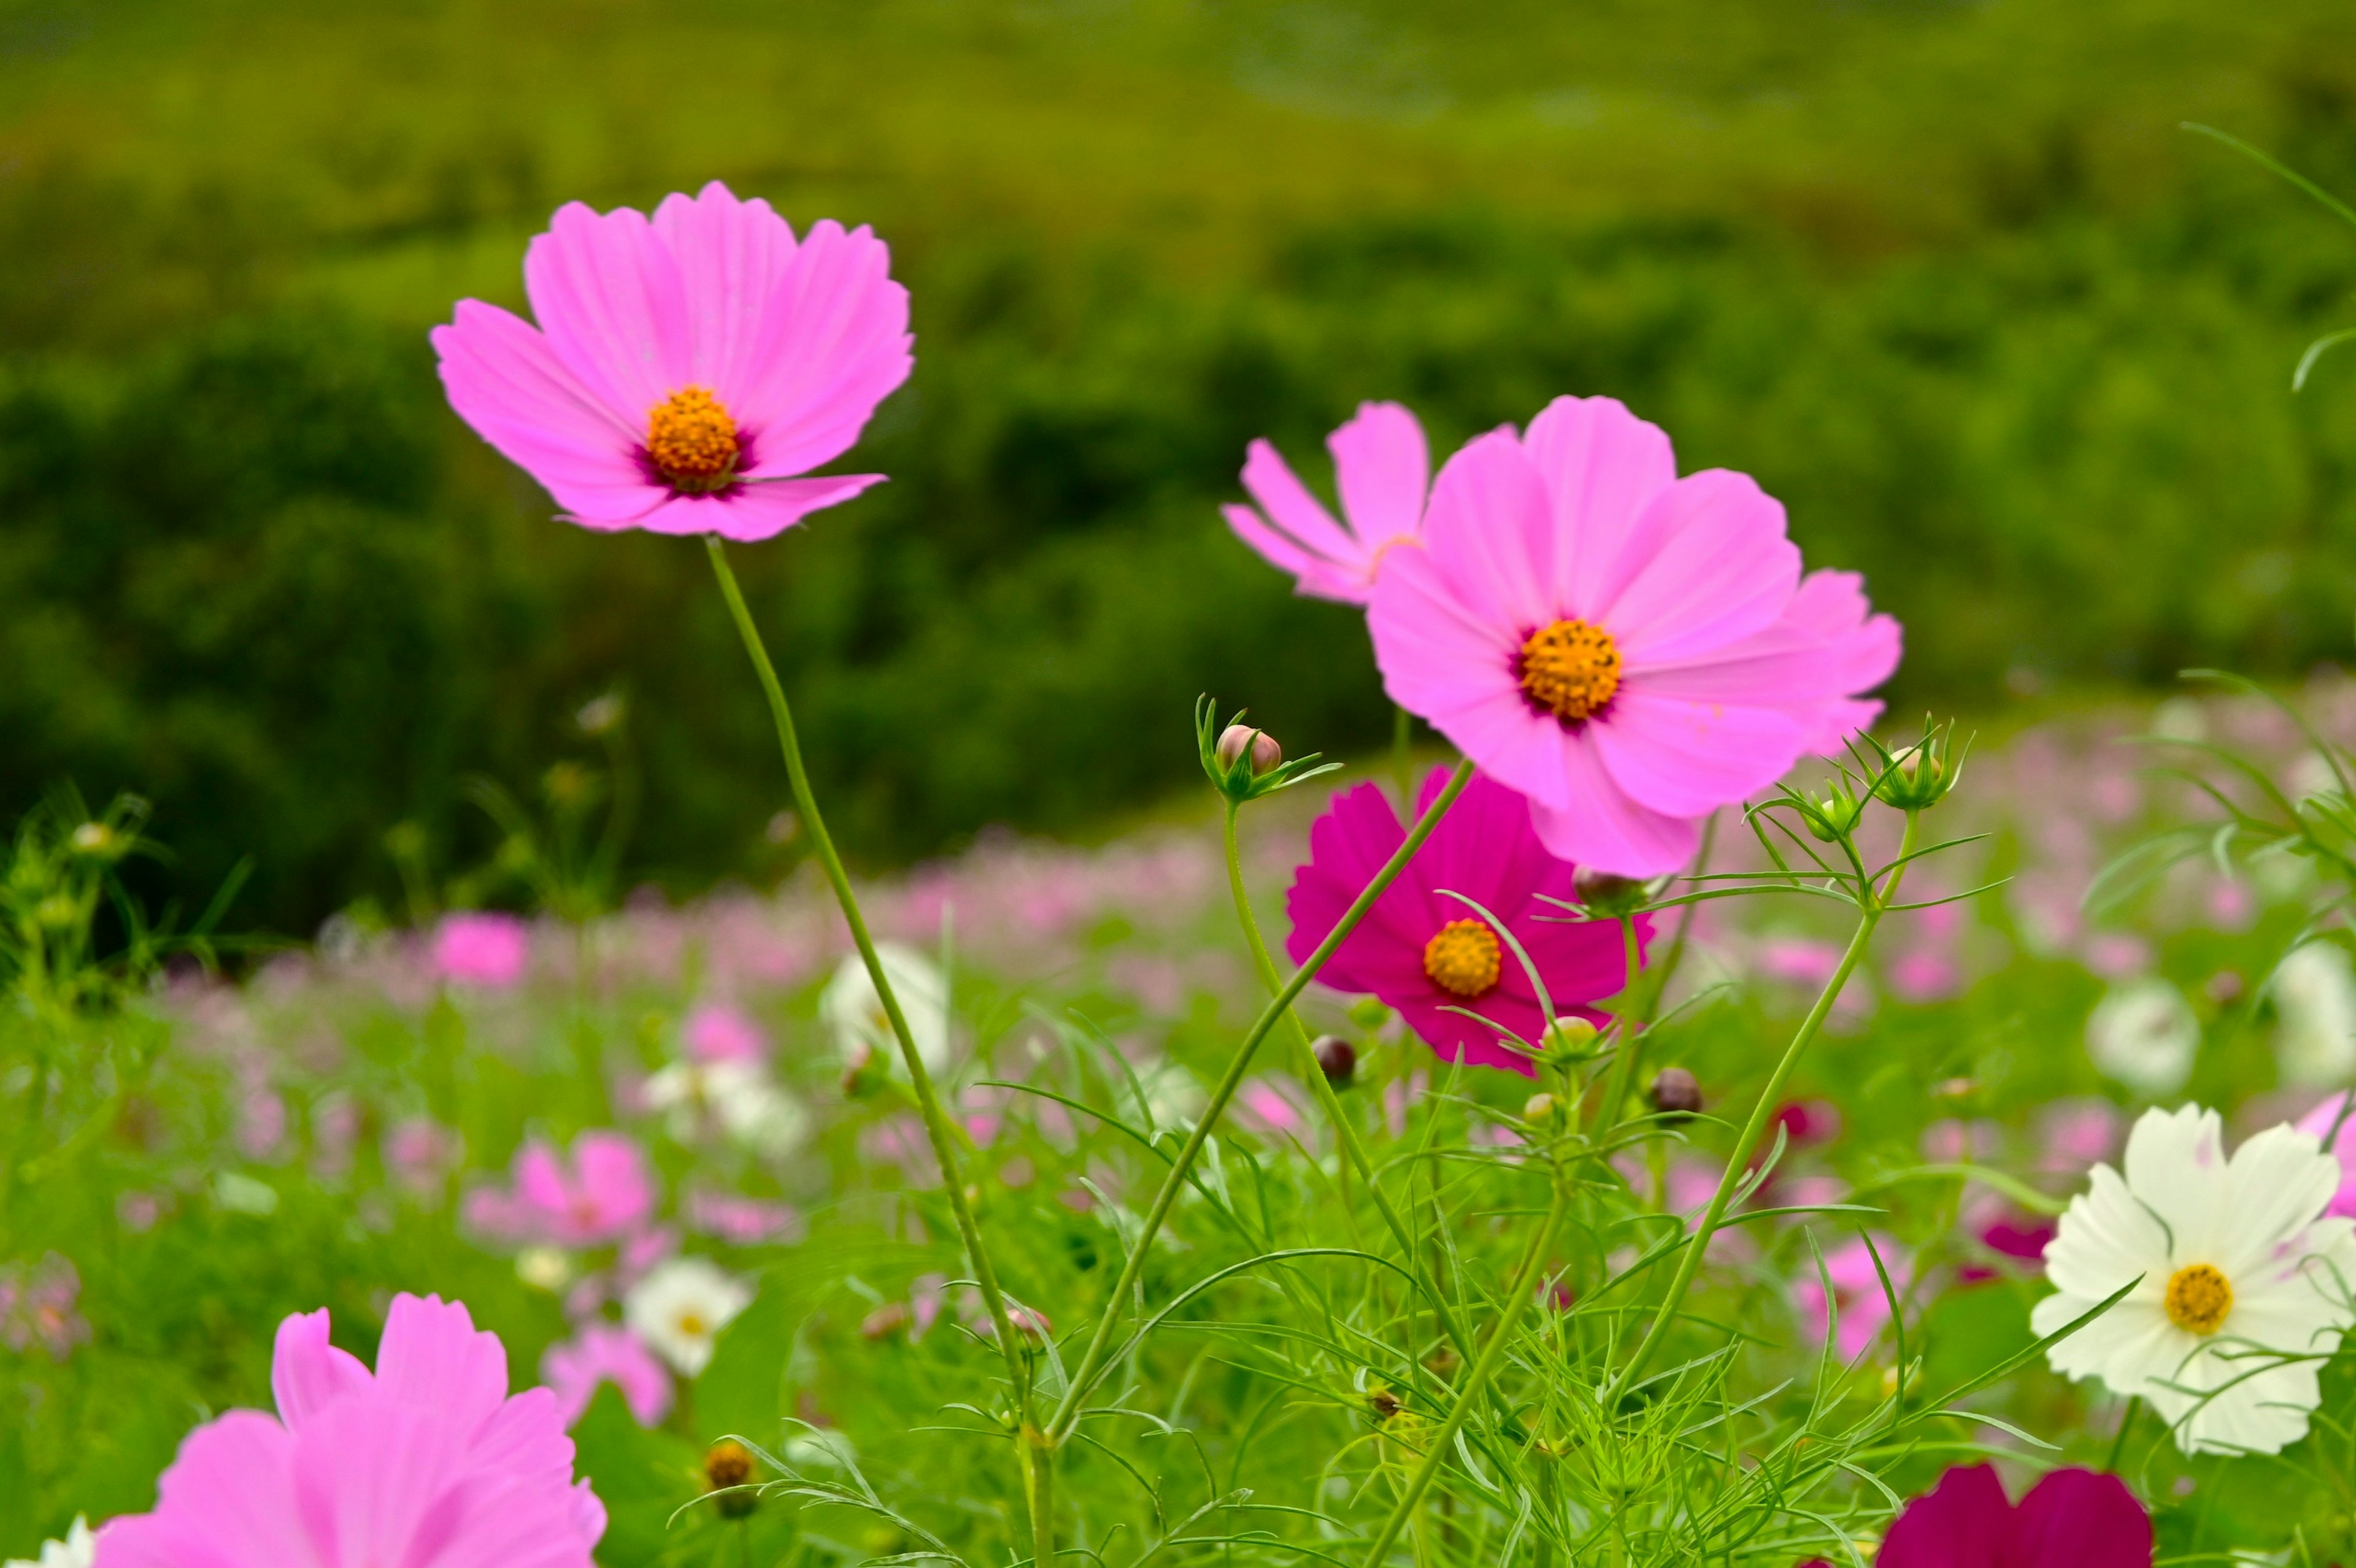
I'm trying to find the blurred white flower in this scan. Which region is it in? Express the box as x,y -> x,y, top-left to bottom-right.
2273,942 -> 2356,1088
2150,696 -> 2208,744
2033,1104 -> 2356,1455
624,1256 -> 753,1377
1129,1053 -> 1205,1129
514,1246 -> 573,1293
2287,750 -> 2343,803
4,1516 -> 93,1568
2085,978 -> 2198,1096
643,1059 -> 811,1158
822,944 -> 950,1075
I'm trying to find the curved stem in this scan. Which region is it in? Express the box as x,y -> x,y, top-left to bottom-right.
1047,760 -> 1477,1441
1355,1163 -> 1572,1568
704,541 -> 1045,1556
1611,810 -> 1921,1400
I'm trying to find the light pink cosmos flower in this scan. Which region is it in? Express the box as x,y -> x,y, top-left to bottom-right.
1222,401 -> 1430,603
1793,1234 -> 1909,1361
2295,1093 -> 2356,1219
434,912 -> 531,988
1285,767 -> 1648,1076
466,1131 -> 656,1248
0,1253 -> 89,1360
432,182 -> 912,540
542,1321 -> 674,1428
96,1294 -> 602,1568
683,1002 -> 768,1064
1368,396 -> 1899,875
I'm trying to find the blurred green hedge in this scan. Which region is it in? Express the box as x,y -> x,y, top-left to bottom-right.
10,52 -> 2356,931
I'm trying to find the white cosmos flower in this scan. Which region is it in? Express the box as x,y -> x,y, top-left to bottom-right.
2031,1103 -> 2356,1455
643,1059 -> 811,1157
623,1256 -> 753,1378
821,943 -> 950,1076
5,1518 -> 93,1568
2085,978 -> 2199,1096
2273,942 -> 2356,1088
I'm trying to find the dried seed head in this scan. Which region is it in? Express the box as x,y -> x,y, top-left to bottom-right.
1649,1067 -> 1703,1119
1312,1034 -> 1357,1089
705,1439 -> 759,1518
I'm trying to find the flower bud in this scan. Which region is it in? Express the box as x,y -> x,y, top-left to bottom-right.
1522,1092 -> 1556,1123
1539,1017 -> 1599,1070
860,1301 -> 910,1340
1312,1034 -> 1357,1089
1368,1386 -> 1402,1420
705,1439 -> 759,1518
1573,866 -> 1652,917
1649,1067 -> 1702,1120
1215,724 -> 1282,775
1873,730 -> 1960,811
68,821 -> 123,859
576,692 -> 626,736
1800,780 -> 1865,843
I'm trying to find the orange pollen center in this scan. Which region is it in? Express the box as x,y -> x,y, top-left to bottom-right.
1518,619 -> 1622,722
1423,918 -> 1503,998
2164,1262 -> 2232,1335
646,386 -> 741,491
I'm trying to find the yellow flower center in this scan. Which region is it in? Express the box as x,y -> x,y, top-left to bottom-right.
646,386 -> 741,492
2164,1262 -> 2232,1335
677,1310 -> 709,1339
1518,619 -> 1622,723
1423,918 -> 1503,999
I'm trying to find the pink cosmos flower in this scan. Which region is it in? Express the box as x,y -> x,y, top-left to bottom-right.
542,1322 -> 674,1428
1793,1234 -> 1908,1360
0,1253 -> 89,1360
2296,1093 -> 2356,1219
468,1131 -> 656,1248
1285,767 -> 1649,1076
1862,1464 -> 2150,1568
1368,396 -> 1898,875
96,1294 -> 603,1568
1222,401 -> 1430,603
685,1189 -> 803,1245
434,912 -> 530,988
432,182 -> 912,540
683,1002 -> 768,1064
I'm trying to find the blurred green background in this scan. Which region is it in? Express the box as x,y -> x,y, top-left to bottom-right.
7,0 -> 2356,932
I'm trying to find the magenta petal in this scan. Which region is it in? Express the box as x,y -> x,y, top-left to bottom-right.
1590,691 -> 1806,818
1878,1464 -> 2015,1568
1519,396 -> 1677,617
1603,469 -> 1800,664
2010,1469 -> 2152,1568
1329,400 -> 1429,550
272,1309 -> 373,1431
736,219 -> 914,476
524,201 -> 693,420
372,1295 -> 510,1437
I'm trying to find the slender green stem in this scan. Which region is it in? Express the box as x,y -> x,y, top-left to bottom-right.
1586,917 -> 1646,1137
1355,1164 -> 1573,1568
1219,802 -> 1482,1382
704,540 -> 1046,1556
1048,759 -> 1477,1440
2105,1396 -> 2142,1473
1612,810 -> 1920,1399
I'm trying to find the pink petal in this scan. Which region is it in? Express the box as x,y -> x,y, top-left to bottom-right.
468,1386 -> 580,1496
1238,439 -> 1358,569
111,1410 -> 309,1568
1876,1464 -> 2014,1568
1223,502 -> 1328,590
621,474 -> 885,541
1329,400 -> 1429,549
1528,745 -> 1701,877
523,201 -> 694,421
2010,1469 -> 2151,1568
650,182 -> 796,406
1600,470 -> 1800,664
1785,569 -> 1903,693
513,1142 -> 571,1221
272,1309 -> 373,1431
1590,690 -> 1806,818
572,1132 -> 653,1232
430,304 -> 657,523
1418,428 -> 1561,634
1519,396 -> 1677,618
428,1474 -> 600,1568
372,1295 -> 510,1437
734,220 -> 914,477
290,1399 -> 470,1568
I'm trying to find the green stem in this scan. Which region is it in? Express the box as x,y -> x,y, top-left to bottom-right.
1048,759 -> 1477,1441
1355,1164 -> 1573,1568
1586,917 -> 1646,1138
1611,810 -> 1920,1399
704,540 -> 1045,1553
1219,802 -> 1481,1383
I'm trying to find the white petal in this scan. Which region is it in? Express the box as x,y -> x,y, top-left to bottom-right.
2044,1163 -> 2171,1301
2217,1124 -> 2339,1278
2121,1104 -> 2228,1258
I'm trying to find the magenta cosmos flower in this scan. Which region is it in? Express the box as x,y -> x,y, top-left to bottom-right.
1368,396 -> 1900,875
1223,401 -> 1429,603
1285,767 -> 1649,1075
97,1294 -> 602,1568
1835,1464 -> 2151,1568
432,182 -> 912,539
465,1130 -> 655,1247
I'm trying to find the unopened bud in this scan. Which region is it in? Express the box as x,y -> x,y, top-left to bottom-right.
68,822 -> 121,859
1873,732 -> 1959,811
705,1439 -> 758,1518
860,1301 -> 911,1340
1216,724 -> 1282,775
1312,1034 -> 1357,1089
1522,1092 -> 1556,1123
1649,1067 -> 1702,1120
1368,1387 -> 1402,1420
1540,1017 -> 1599,1069
1573,866 -> 1650,916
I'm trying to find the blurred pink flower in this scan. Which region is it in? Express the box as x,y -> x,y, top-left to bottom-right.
683,1003 -> 768,1064
387,1118 -> 460,1194
2037,1099 -> 2121,1174
2206,878 -> 2255,931
1222,401 -> 1430,604
0,1253 -> 88,1360
96,1294 -> 603,1567
1239,1082 -> 1304,1136
1793,1234 -> 1909,1361
1888,950 -> 1961,1004
1368,397 -> 1896,874
542,1321 -> 673,1428
432,182 -> 911,540
1758,939 -> 1842,988
1286,768 -> 1649,1075
116,1191 -> 164,1232
1921,1119 -> 2000,1164
469,1131 -> 656,1248
685,1191 -> 803,1245
2080,932 -> 2151,981
2296,1093 -> 2356,1219
433,912 -> 531,988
